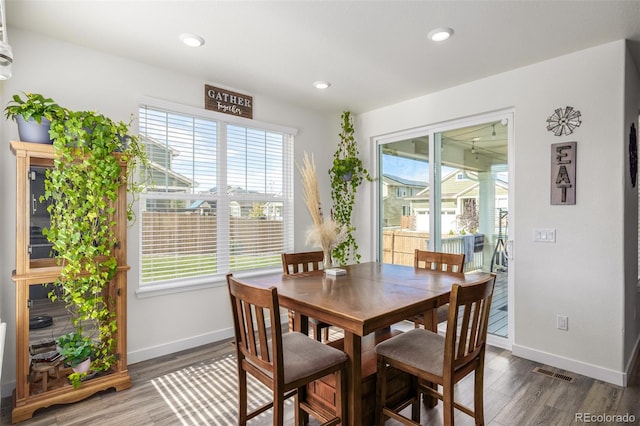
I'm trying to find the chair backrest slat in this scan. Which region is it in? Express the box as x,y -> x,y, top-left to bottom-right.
244,301 -> 259,358
282,251 -> 324,275
445,274 -> 496,372
414,249 -> 465,273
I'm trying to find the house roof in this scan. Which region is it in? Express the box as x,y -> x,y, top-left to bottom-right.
383,174 -> 427,188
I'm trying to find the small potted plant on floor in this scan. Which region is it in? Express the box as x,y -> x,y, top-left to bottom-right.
57,331 -> 94,389
3,92 -> 65,144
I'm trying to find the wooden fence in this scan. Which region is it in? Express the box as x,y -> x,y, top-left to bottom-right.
382,229 -> 486,270
141,212 -> 283,255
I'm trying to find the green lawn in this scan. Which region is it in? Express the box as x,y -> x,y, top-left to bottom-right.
141,253 -> 281,283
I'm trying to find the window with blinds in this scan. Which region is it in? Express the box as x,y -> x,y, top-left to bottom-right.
138,103 -> 294,289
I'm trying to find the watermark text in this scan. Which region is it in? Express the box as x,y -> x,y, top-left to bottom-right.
575,413 -> 635,423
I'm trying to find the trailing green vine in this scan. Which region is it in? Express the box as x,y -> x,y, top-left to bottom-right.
328,111 -> 371,265
43,109 -> 146,386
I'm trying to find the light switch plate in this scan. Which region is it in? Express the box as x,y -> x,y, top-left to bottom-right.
534,228 -> 556,242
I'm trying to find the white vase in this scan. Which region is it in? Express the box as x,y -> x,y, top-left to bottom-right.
72,358 -> 91,374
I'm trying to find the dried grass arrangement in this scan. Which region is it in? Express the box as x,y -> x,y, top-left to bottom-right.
297,152 -> 347,268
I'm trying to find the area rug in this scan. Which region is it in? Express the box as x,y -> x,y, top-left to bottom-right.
151,352 -> 291,425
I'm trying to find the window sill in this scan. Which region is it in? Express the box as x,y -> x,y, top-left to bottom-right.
135,267 -> 283,298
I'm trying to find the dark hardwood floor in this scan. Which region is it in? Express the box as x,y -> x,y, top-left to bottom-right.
2,323 -> 639,425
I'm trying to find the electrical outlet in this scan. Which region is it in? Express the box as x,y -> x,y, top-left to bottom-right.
557,315 -> 568,331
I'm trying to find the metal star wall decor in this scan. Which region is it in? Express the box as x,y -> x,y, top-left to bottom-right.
546,106 -> 582,136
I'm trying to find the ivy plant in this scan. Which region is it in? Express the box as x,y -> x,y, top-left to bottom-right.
328,111 -> 371,265
3,92 -> 64,123
43,109 -> 146,383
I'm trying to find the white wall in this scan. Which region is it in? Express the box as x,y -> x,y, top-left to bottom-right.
2,28 -> 638,398
357,40 -> 640,385
0,28 -> 338,397
623,43 -> 640,374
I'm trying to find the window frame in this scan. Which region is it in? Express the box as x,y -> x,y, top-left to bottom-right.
135,97 -> 297,298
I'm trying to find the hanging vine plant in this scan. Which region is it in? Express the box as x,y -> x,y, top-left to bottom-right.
43,109 -> 146,387
328,111 -> 372,265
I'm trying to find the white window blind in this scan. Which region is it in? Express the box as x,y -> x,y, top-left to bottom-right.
138,103 -> 294,289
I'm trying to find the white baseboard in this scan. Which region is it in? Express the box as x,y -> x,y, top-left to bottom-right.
127,313 -> 289,365
127,327 -> 236,365
512,343 -> 626,386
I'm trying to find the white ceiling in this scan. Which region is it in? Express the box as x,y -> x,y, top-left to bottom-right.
6,1 -> 640,114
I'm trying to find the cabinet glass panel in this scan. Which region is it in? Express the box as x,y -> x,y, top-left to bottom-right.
28,283 -> 70,394
29,166 -> 56,267
28,283 -> 99,395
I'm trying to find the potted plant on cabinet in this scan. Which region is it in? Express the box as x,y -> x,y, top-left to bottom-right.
57,331 -> 94,389
43,108 -> 146,389
328,111 -> 372,265
3,92 -> 65,144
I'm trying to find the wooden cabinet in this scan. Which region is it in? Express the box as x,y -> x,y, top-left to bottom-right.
10,141 -> 131,423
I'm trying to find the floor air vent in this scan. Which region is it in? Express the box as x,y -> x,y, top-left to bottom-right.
533,367 -> 575,383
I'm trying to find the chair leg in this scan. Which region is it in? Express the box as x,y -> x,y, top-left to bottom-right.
474,367 -> 485,425
288,310 -> 295,332
410,375 -> 420,422
443,378 -> 455,426
295,386 -> 305,426
238,369 -> 248,426
336,366 -> 347,426
376,356 -> 387,426
274,390 -> 285,426
312,323 -> 322,342
322,326 -> 330,342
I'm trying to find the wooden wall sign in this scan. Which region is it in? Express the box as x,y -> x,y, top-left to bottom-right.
205,84 -> 253,119
551,141 -> 576,205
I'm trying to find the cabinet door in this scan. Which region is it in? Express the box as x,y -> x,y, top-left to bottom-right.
27,282 -> 68,395
25,157 -> 59,272
29,166 -> 54,262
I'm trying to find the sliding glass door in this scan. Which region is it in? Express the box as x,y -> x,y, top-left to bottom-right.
380,135 -> 431,265
378,113 -> 511,340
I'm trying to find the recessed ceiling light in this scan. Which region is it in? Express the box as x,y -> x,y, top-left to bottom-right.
428,27 -> 454,42
179,33 -> 205,47
313,81 -> 331,89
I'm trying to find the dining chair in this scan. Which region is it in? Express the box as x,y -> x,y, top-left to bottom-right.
375,273 -> 496,426
409,249 -> 465,328
226,274 -> 348,426
282,251 -> 332,342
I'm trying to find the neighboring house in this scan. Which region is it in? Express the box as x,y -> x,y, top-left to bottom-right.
382,174 -> 427,227
207,186 -> 283,219
263,200 -> 283,220
386,169 -> 508,233
141,135 -> 195,212
187,200 -> 214,216
142,135 -> 194,193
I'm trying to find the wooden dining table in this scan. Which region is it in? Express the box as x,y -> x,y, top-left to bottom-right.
244,261 -> 489,426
